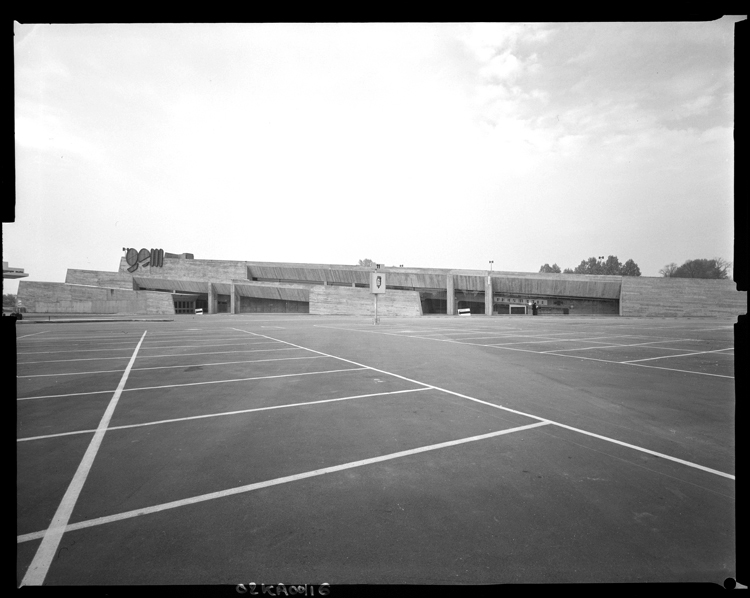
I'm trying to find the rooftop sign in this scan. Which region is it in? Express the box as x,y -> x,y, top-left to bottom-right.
123,247 -> 164,273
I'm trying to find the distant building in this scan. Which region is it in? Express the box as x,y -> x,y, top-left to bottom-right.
3,261 -> 28,279
16,248 -> 747,318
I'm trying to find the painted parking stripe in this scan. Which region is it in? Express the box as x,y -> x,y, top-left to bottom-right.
17,332 -> 258,343
540,338 -> 697,353
620,348 -> 735,363
18,340 -> 280,357
540,420 -> 736,480
17,346 -> 297,365
17,367 -> 368,401
244,329 -> 735,480
17,331 -> 50,339
622,362 -> 734,378
318,324 -> 734,379
20,330 -> 147,586
18,334 -> 260,348
17,387 -> 432,443
469,343 -> 736,378
17,421 -> 550,544
16,355 -> 326,378
484,335 -> 635,346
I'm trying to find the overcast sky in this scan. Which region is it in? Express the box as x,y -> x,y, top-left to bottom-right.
6,19 -> 744,294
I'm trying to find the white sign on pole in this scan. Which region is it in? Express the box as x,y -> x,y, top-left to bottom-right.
370,272 -> 386,294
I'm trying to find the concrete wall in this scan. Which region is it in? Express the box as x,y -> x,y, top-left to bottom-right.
18,281 -> 175,314
493,275 -> 622,300
66,269 -> 135,290
533,297 -> 619,315
620,277 -> 747,317
239,296 -> 309,313
119,256 -> 248,282
309,285 -> 422,316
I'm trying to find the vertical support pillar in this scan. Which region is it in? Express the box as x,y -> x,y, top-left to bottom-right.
230,282 -> 236,314
446,274 -> 455,315
207,282 -> 215,314
485,275 -> 493,316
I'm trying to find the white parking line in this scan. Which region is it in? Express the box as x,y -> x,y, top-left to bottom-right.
17,346 -> 298,365
621,348 -> 735,363
538,351 -> 735,379
17,332 -> 258,343
485,335 -> 630,346
402,329 -> 504,337
619,362 -> 734,378
16,331 -> 49,339
20,330 -> 147,586
16,355 -> 325,378
17,367 -> 368,401
18,340 -> 279,356
317,324 -> 734,379
540,338 -> 697,353
17,387 -> 432,442
17,421 -> 550,544
252,328 -> 735,479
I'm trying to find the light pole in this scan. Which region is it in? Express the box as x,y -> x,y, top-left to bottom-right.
489,260 -> 494,272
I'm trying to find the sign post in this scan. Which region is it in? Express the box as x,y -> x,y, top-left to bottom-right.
370,271 -> 386,324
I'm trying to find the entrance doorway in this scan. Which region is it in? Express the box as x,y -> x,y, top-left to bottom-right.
174,299 -> 196,314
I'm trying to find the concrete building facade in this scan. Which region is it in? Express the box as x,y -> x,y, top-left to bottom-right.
16,248 -> 748,318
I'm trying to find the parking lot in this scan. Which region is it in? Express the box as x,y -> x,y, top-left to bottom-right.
17,314 -> 738,586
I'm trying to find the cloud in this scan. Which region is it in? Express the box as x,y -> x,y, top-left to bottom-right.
9,22 -> 739,278
479,51 -> 522,81
15,113 -> 99,160
460,23 -> 551,61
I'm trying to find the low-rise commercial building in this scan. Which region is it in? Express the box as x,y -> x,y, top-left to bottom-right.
16,248 -> 747,318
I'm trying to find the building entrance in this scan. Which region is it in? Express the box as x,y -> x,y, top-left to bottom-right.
174,299 -> 196,314
494,303 -> 528,315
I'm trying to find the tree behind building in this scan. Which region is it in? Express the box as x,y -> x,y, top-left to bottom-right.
562,255 -> 641,276
539,263 -> 561,273
659,258 -> 731,279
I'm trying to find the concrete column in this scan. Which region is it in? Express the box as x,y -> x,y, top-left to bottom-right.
485,275 -> 493,315
230,282 -> 236,314
446,274 -> 455,315
207,282 -> 215,314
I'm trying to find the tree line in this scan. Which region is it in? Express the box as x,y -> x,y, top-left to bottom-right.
658,258 -> 731,279
359,257 -> 730,279
539,256 -> 641,276
539,256 -> 731,279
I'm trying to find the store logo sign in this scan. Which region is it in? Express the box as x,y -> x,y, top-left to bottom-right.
494,296 -> 548,306
124,247 -> 164,273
